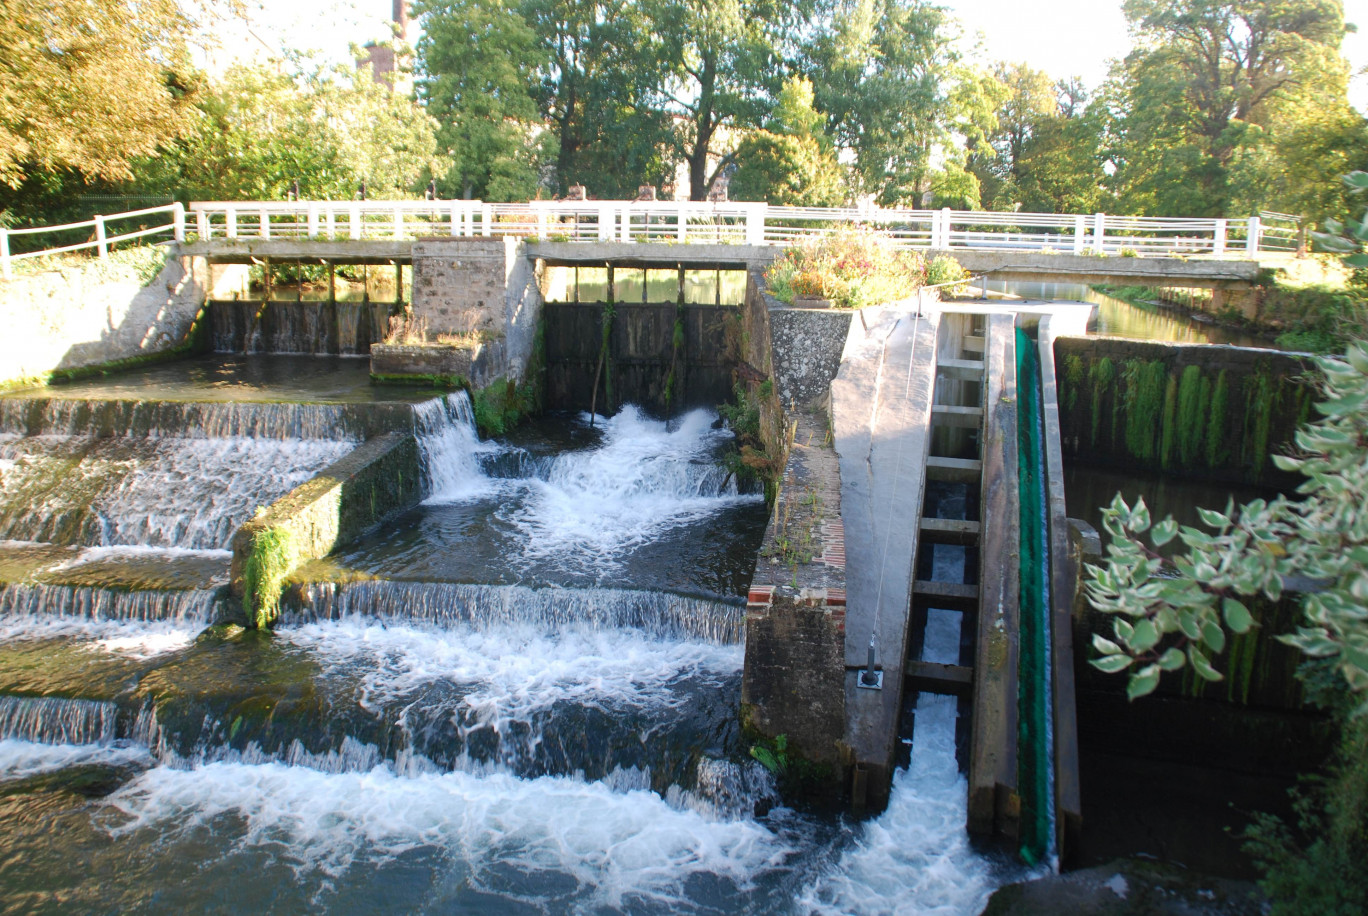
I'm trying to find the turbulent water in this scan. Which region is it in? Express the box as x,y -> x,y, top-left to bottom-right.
0,383 -> 1019,914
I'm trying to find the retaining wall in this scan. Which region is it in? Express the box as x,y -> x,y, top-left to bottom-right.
1055,337 -> 1315,487
0,245 -> 210,385
230,433 -> 423,626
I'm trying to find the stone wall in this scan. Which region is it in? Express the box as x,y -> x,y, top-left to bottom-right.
742,402 -> 849,777
1055,336 -> 1315,487
0,245 -> 210,385
408,237 -> 544,384
230,433 -> 423,627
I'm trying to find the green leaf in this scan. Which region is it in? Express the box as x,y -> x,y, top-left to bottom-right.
1151,517 -> 1178,547
1127,666 -> 1161,701
1093,634 -> 1122,655
1130,618 -> 1160,652
1222,598 -> 1254,634
1158,647 -> 1186,671
1196,506 -> 1229,529
1202,619 -> 1227,653
1188,645 -> 1224,682
1092,654 -> 1135,674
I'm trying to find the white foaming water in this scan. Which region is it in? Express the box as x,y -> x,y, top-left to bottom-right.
278,617 -> 742,731
0,739 -> 152,781
102,762 -> 793,906
416,392 -> 500,501
800,698 -> 1001,915
506,407 -> 759,572
0,435 -> 351,549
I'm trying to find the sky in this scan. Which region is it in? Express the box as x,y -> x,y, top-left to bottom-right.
216,0 -> 1368,112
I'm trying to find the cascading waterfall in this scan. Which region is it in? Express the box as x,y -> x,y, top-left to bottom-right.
0,383 -> 1020,913
0,435 -> 353,549
0,696 -> 118,745
0,397 -> 366,440
284,581 -> 744,644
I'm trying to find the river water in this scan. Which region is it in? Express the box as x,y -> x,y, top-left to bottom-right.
0,383 -> 1026,914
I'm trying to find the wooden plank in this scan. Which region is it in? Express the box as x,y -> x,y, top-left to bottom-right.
968,312 -> 1021,840
926,455 -> 983,483
918,517 -> 981,544
912,580 -> 979,602
931,404 -> 984,428
906,661 -> 974,696
938,358 -> 985,381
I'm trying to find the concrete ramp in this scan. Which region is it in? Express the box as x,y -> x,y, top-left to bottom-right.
832,306 -> 940,806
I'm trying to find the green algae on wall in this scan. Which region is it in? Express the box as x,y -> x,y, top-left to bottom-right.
1054,338 -> 1312,486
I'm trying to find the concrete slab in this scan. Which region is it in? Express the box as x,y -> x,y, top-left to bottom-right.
832,304 -> 940,796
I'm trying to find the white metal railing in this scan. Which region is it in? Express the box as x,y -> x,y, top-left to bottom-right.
0,204 -> 184,280
2,199 -> 1293,281
185,200 -> 1285,260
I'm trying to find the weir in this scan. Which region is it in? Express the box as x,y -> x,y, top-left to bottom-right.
0,241 -> 1315,911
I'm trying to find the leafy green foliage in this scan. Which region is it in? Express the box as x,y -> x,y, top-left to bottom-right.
1311,171 -> 1368,269
1086,342 -> 1368,709
1243,673 -> 1368,915
730,78 -> 845,206
924,254 -> 968,296
0,0 -> 210,188
763,227 -> 926,309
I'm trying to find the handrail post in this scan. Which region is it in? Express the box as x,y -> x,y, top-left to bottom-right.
941,207 -> 952,249
95,215 -> 108,257
450,201 -> 461,237
481,204 -> 492,236
620,205 -> 631,242
746,204 -> 766,245
1213,218 -> 1227,257
348,202 -> 361,240
259,208 -> 270,239
677,203 -> 687,242
1072,215 -> 1086,254
325,205 -> 336,239
173,203 -> 186,242
598,204 -> 613,241
1246,216 -> 1261,256
197,209 -> 210,240
307,202 -> 319,238
537,205 -> 548,240
0,227 -> 11,279
1092,212 -> 1106,252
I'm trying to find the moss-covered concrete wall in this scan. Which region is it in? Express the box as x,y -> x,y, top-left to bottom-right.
1055,337 -> 1315,486
230,433 -> 422,627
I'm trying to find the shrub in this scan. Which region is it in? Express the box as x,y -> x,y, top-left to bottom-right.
762,226 -> 926,309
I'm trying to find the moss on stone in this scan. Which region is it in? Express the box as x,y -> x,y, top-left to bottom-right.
242,526 -> 295,629
370,372 -> 465,388
1174,364 -> 1208,468
1122,359 -> 1167,462
1089,357 -> 1116,449
1205,370 -> 1230,468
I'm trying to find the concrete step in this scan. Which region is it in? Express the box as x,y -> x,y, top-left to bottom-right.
937,358 -> 985,381
925,455 -> 983,483
906,660 -> 974,696
918,517 -> 981,544
930,404 -> 984,429
912,579 -> 979,604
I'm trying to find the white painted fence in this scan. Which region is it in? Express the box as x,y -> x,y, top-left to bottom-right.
3,199 -> 1284,280
186,200 -> 1272,258
0,204 -> 185,280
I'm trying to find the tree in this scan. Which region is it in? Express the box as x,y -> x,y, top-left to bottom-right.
414,0 -> 549,200
651,0 -> 802,200
805,0 -> 962,205
141,64 -> 444,201
729,77 -> 844,205
967,62 -> 1056,210
1108,0 -> 1353,216
0,0 -> 207,189
520,0 -> 675,197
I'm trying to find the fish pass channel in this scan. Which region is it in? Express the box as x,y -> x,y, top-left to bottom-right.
0,376 -> 1029,913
